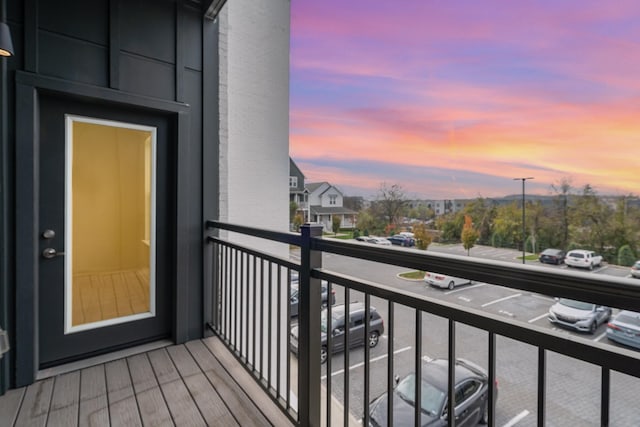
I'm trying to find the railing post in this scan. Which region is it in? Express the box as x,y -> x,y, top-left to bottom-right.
299,223 -> 323,427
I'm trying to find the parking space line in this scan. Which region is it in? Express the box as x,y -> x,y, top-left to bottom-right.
322,346 -> 412,380
444,282 -> 487,295
594,332 -> 607,342
530,294 -> 555,302
481,293 -> 522,307
528,313 -> 548,323
502,409 -> 530,427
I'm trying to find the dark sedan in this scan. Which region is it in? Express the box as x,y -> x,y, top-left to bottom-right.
369,358 -> 496,426
387,234 -> 415,247
539,248 -> 565,265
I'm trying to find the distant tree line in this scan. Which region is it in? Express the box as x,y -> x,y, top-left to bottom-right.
354,179 -> 640,265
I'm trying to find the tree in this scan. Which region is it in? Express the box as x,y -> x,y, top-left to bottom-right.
408,205 -> 435,221
492,202 -> 521,249
289,201 -> 298,222
292,213 -> 304,232
572,184 -> 611,252
437,212 -> 464,242
550,177 -> 573,249
375,182 -> 408,227
332,216 -> 342,234
461,215 -> 479,255
413,222 -> 432,250
618,245 -> 636,267
462,198 -> 496,245
356,210 -> 376,235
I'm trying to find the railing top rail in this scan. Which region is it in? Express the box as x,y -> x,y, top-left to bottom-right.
207,235 -> 300,271
313,237 -> 640,313
206,220 -> 303,246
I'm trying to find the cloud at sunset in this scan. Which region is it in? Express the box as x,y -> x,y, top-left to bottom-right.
290,1 -> 640,199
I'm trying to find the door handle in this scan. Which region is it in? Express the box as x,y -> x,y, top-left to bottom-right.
42,248 -> 65,259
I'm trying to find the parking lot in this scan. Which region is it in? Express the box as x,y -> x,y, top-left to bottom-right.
306,242 -> 640,426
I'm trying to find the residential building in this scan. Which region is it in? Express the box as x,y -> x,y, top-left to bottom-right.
306,182 -> 358,231
289,157 -> 309,222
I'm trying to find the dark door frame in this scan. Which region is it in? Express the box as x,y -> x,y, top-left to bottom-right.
15,71 -> 191,387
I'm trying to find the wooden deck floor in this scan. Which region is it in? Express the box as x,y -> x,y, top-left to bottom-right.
0,336 -> 295,427
73,269 -> 150,327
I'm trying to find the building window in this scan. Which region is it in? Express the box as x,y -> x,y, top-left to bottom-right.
289,176 -> 298,188
329,194 -> 337,205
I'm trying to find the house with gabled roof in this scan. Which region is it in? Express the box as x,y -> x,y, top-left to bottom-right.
306,182 -> 358,231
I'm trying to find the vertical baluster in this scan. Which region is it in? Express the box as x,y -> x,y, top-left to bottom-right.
286,268 -> 292,411
268,261 -> 273,389
416,310 -> 423,427
252,255 -> 257,371
601,367 -> 610,427
447,319 -> 455,427
538,347 -> 545,426
277,265 -> 282,398
260,258 -> 265,380
363,293 -> 371,426
240,251 -> 245,358
326,281 -> 332,427
488,332 -> 496,426
387,301 -> 394,427
343,288 -> 350,427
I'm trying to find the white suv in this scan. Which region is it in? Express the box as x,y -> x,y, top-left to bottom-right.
564,250 -> 603,270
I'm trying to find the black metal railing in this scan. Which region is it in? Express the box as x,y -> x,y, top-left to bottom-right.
205,221 -> 640,427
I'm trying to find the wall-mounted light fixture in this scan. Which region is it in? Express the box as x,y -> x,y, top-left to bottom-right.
0,22 -> 13,57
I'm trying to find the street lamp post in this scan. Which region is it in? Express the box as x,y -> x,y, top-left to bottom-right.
514,177 -> 534,264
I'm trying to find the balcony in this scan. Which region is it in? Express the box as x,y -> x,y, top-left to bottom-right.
203,221 -> 640,426
5,221 -> 640,426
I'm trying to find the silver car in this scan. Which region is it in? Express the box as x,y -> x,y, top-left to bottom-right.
606,310 -> 640,350
630,261 -> 640,279
424,272 -> 472,290
548,298 -> 612,334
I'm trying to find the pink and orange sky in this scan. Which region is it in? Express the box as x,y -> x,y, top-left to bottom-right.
289,1 -> 640,199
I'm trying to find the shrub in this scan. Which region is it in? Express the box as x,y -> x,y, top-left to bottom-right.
618,245 -> 636,267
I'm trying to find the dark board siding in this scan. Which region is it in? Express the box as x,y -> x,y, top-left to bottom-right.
119,52 -> 176,100
4,0 -> 215,390
184,68 -> 204,338
120,1 -> 176,65
38,0 -> 109,46
183,8 -> 203,72
38,31 -> 109,87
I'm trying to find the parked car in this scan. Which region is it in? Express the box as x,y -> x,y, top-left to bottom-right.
539,248 -> 565,265
369,358 -> 497,426
368,237 -> 392,246
387,234 -> 415,247
548,298 -> 612,334
289,281 -> 336,317
564,250 -> 603,270
630,261 -> 640,279
424,272 -> 472,290
290,302 -> 384,363
606,310 -> 640,350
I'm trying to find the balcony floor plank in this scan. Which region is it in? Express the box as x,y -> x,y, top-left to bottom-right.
0,388 -> 25,426
0,337 -> 294,427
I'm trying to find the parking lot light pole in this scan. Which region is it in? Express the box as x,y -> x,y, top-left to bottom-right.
514,177 -> 534,264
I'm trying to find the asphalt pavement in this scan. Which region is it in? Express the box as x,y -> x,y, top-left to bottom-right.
299,241 -> 640,426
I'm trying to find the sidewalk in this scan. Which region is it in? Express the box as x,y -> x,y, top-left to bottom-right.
290,354 -> 361,426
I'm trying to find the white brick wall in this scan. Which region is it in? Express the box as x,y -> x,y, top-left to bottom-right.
218,0 -> 290,254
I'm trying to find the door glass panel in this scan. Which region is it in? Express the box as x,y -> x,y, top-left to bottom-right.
66,116 -> 156,333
